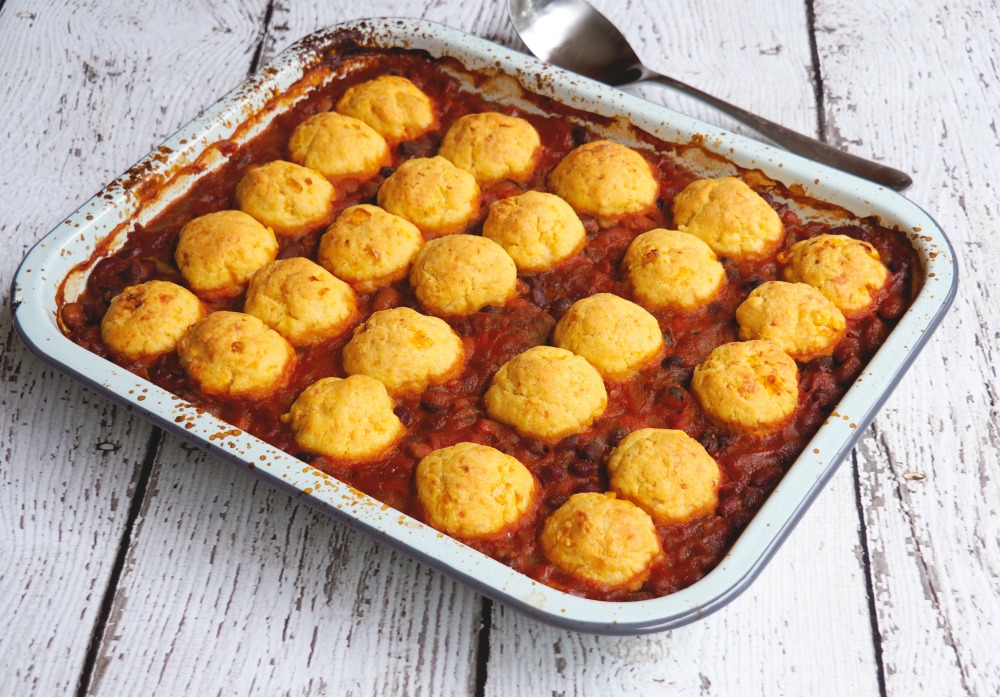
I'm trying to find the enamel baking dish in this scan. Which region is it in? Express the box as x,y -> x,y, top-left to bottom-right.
11,19 -> 957,634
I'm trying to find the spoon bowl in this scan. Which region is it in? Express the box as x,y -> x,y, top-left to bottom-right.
508,0 -> 644,85
508,0 -> 912,190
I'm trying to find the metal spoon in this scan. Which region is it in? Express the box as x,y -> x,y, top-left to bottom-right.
507,0 -> 913,191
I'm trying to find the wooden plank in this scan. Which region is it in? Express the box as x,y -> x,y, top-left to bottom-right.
482,0 -> 880,693
0,372 -> 145,696
604,0 -> 818,140
486,465 -> 880,696
88,439 -> 482,695
815,0 -> 1000,693
13,0 -> 991,693
0,1 -> 268,694
262,0 -> 522,60
83,1 -> 503,693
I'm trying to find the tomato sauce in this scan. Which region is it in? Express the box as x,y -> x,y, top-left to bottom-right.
59,48 -> 921,601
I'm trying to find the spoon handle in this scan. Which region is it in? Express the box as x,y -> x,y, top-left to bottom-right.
644,71 -> 913,191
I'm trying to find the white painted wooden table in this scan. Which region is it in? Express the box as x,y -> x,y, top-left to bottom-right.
1,0 -> 996,694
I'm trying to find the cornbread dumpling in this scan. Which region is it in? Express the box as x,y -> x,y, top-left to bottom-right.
101,280 -> 206,360
377,156 -> 480,238
607,428 -> 721,526
622,228 -> 726,311
175,210 -> 278,300
288,111 -> 389,184
548,140 -> 658,220
416,442 -> 537,539
540,492 -> 661,590
482,190 -> 586,272
484,345 -> 607,442
782,234 -> 889,317
672,177 -> 784,260
691,340 -> 799,434
283,375 -> 404,463
342,307 -> 465,395
177,311 -> 295,399
317,204 -> 424,293
336,75 -> 435,144
736,281 -> 846,361
234,160 -> 335,238
243,257 -> 358,346
438,112 -> 541,185
552,293 -> 664,381
409,235 -> 517,317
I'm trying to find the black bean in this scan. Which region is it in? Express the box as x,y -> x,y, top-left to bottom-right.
811,356 -> 835,372
523,438 -> 547,456
559,434 -> 582,451
608,427 -> 629,447
530,285 -> 547,307
699,431 -> 723,454
551,297 -> 573,317
547,493 -> 570,508
579,439 -> 604,461
716,495 -> 740,519
397,140 -> 422,157
750,466 -> 782,489
393,406 -> 412,425
663,385 -> 688,409
835,356 -> 862,385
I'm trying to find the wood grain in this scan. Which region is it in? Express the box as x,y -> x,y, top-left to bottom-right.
590,0 -> 817,139
0,0 -> 276,695
817,0 -> 1000,693
485,465 -> 880,696
0,1 -> 270,694
83,2 -> 495,694
261,0 -> 522,61
2,0 -> 997,694
86,439 -> 482,695
483,0 -> 880,692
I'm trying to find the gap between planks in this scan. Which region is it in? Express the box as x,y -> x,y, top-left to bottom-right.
804,0 -> 829,141
75,7 -> 280,693
66,8 -> 501,691
250,0 -> 277,73
810,3 -> 887,690
474,598 -> 494,697
76,431 -> 163,697
852,448 -> 889,697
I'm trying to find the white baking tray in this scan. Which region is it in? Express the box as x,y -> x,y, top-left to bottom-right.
11,19 -> 957,634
